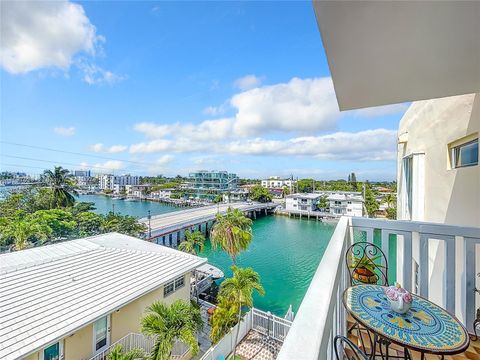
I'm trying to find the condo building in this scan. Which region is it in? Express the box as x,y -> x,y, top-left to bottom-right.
184,171 -> 239,199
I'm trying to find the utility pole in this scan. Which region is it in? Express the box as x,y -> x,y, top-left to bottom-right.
112,203 -> 115,215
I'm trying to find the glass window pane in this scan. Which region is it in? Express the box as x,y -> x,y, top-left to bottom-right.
44,343 -> 59,360
95,316 -> 107,350
459,141 -> 478,166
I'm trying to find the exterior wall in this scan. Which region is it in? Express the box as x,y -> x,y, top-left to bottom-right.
111,273 -> 191,343
65,324 -> 93,360
397,93 -> 479,226
285,195 -> 320,211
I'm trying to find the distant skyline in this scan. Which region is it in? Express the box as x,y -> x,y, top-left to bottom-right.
1,1 -> 407,180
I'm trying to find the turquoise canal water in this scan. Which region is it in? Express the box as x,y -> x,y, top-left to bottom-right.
78,195 -> 335,316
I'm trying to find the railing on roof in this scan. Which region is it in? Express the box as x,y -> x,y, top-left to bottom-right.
199,307 -> 292,360
87,332 -> 190,360
277,216 -> 480,360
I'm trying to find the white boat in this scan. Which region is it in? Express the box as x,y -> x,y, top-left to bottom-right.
196,263 -> 224,279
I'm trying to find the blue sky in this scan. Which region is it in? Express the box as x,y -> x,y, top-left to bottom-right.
1,1 -> 407,180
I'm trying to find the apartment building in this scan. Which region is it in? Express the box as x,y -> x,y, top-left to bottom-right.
184,171 -> 239,199
261,176 -> 296,190
285,193 -> 321,212
99,174 -> 140,192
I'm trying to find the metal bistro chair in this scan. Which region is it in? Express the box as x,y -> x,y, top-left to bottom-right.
345,242 -> 389,357
335,335 -> 369,360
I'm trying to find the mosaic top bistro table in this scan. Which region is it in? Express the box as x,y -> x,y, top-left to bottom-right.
343,285 -> 470,359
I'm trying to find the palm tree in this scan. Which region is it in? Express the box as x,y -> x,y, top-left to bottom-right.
210,208 -> 252,265
2,220 -> 51,250
218,266 -> 265,360
107,344 -> 144,360
141,300 -> 203,360
178,230 -> 205,255
43,166 -> 78,208
383,193 -> 396,209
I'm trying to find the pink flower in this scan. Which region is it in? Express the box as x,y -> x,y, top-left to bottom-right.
403,292 -> 413,304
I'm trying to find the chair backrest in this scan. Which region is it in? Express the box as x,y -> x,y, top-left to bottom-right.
334,335 -> 368,360
345,241 -> 388,286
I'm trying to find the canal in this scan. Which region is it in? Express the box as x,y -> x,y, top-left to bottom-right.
78,195 -> 335,316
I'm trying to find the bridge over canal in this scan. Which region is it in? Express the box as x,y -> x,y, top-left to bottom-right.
139,202 -> 278,247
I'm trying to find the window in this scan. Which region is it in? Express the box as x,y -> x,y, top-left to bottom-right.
43,343 -> 60,360
450,138 -> 478,168
164,275 -> 185,297
403,155 -> 413,218
94,316 -> 109,352
174,275 -> 185,289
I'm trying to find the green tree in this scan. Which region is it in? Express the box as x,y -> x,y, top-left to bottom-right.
383,193 -> 396,209
218,267 -> 265,360
141,300 -> 203,360
386,207 -> 397,220
43,166 -> 78,208
212,194 -> 223,204
76,211 -> 104,237
249,185 -> 273,203
106,344 -> 144,360
209,296 -> 239,344
364,186 -> 379,218
318,196 -> 329,210
178,230 -> 205,255
1,219 -> 51,250
101,212 -> 147,237
30,209 -> 76,239
210,208 -> 252,265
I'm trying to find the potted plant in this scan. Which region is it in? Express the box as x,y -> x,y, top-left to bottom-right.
349,254 -> 385,284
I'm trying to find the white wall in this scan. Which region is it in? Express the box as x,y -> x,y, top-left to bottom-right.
397,93 -> 479,227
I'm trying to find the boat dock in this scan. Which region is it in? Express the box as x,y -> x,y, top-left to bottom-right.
140,202 -> 278,247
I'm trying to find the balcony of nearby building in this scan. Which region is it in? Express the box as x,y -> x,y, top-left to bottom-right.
276,217 -> 480,359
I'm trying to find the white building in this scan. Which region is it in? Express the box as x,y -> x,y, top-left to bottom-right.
323,192 -> 364,217
150,188 -> 175,199
261,176 -> 296,190
99,174 -> 140,192
285,193 -> 321,212
397,93 -> 479,226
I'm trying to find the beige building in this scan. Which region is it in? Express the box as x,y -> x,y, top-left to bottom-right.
397,93 -> 479,227
0,233 -> 206,360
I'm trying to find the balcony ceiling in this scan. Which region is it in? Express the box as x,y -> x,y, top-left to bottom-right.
313,1 -> 480,110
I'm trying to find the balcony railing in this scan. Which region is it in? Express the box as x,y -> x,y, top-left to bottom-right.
277,216 -> 480,360
88,333 -> 190,360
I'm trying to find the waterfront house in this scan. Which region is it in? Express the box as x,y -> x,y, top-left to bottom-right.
150,188 -> 175,199
323,192 -> 364,217
276,1 -> 480,359
261,176 -> 296,191
285,193 -> 321,212
0,233 -> 206,360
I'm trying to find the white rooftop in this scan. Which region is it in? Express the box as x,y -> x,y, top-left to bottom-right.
287,193 -> 321,199
0,233 -> 206,360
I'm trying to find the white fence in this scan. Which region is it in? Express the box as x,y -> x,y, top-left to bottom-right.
88,333 -> 189,360
277,216 -> 480,360
200,307 -> 292,360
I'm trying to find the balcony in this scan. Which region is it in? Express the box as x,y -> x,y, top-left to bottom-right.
277,217 -> 480,359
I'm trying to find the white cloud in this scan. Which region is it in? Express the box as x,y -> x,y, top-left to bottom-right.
90,143 -> 127,153
93,160 -> 124,170
0,1 -> 124,85
129,128 -> 396,161
234,74 -> 262,91
1,1 -> 99,74
220,129 -> 397,160
79,62 -> 125,85
53,126 -> 76,137
147,155 -> 174,174
231,77 -> 340,136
